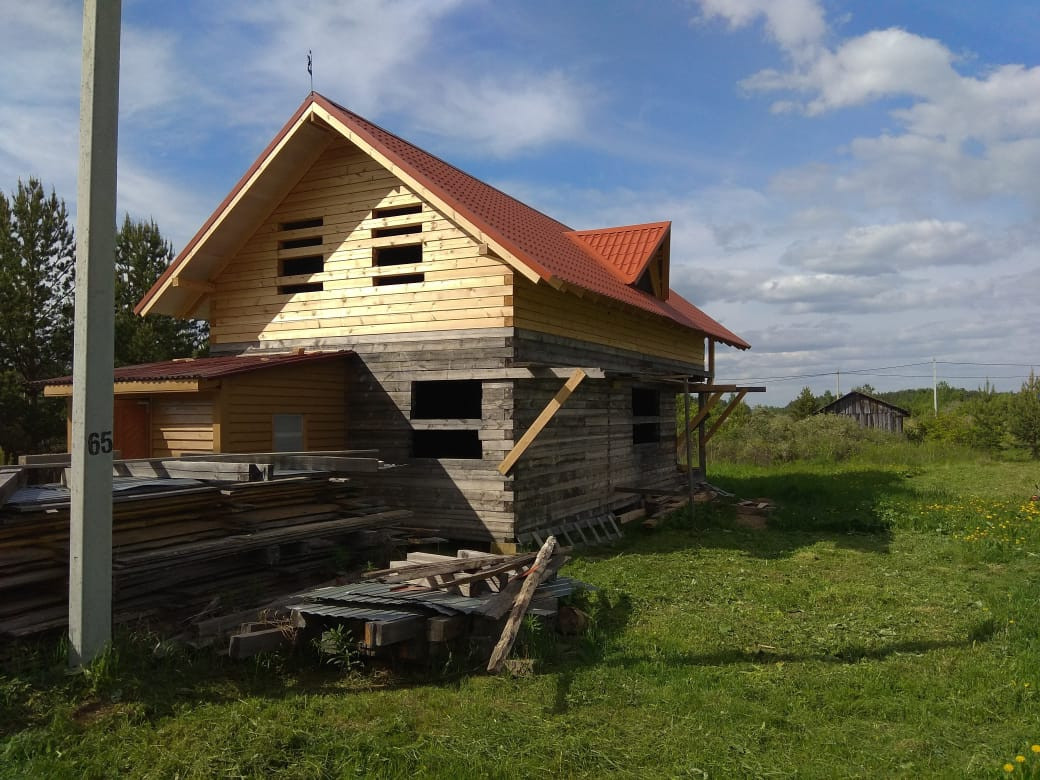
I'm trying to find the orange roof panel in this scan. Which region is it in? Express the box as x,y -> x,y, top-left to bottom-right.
567,222 -> 670,283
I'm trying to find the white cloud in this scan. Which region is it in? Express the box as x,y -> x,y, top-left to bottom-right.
211,0 -> 590,156
743,28 -> 958,114
695,0 -> 826,61
781,220 -> 997,274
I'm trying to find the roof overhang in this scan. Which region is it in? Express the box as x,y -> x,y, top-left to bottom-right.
137,106 -> 337,318
44,379 -> 218,397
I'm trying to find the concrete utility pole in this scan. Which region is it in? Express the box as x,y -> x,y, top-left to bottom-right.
932,357 -> 938,417
69,0 -> 121,667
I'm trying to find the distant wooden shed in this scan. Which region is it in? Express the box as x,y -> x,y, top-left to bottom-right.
817,391 -> 910,433
43,352 -> 350,458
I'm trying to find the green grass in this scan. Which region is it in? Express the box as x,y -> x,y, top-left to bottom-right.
3,456 -> 1040,778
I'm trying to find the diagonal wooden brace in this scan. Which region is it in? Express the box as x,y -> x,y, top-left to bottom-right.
497,368 -> 586,475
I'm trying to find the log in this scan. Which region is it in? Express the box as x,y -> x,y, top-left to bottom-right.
487,535 -> 557,673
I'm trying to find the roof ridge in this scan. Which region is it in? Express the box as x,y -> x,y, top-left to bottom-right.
317,93 -> 575,233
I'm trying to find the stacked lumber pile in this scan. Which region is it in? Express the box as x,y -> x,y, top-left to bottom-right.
271,537 -> 579,670
0,475 -> 410,639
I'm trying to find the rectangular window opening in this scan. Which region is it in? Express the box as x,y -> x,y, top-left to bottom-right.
273,414 -> 304,451
373,204 -> 422,219
281,255 -> 324,276
279,235 -> 323,250
375,273 -> 424,286
632,388 -> 661,417
633,422 -> 661,444
412,429 -> 482,459
279,282 -> 324,294
375,244 -> 422,267
372,224 -> 422,238
412,380 -> 482,419
280,217 -> 323,232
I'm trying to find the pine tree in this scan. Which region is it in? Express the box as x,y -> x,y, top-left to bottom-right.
0,179 -> 75,455
114,215 -> 207,366
1010,371 -> 1040,459
788,386 -> 817,420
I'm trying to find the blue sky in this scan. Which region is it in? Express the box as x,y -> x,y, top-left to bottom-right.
2,0 -> 1038,404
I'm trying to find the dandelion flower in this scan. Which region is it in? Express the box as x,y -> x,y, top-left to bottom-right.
1031,744 -> 1040,753
1017,755 -> 1026,762
1005,763 -> 1015,772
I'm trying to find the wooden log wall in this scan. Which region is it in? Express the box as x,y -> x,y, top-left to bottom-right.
511,376 -> 678,535
207,138 -> 513,347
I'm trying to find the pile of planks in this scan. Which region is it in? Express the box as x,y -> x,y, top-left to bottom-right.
267,536 -> 579,670
0,474 -> 410,639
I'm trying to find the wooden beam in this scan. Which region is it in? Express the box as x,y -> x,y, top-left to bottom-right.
487,536 -> 557,673
703,391 -> 748,443
171,277 -> 216,293
44,379 -> 209,397
678,391 -> 723,439
496,368 -> 587,475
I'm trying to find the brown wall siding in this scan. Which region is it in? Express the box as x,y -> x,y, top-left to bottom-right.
151,395 -> 214,456
221,359 -> 348,452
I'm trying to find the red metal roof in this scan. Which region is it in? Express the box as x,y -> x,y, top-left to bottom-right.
42,351 -> 352,386
137,93 -> 749,350
567,222 -> 670,284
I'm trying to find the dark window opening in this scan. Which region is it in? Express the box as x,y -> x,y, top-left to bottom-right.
281,255 -> 324,276
412,380 -> 482,419
373,224 -> 422,238
279,235 -> 323,250
633,422 -> 661,444
373,204 -> 422,219
413,429 -> 482,459
375,244 -> 422,266
375,273 -> 425,286
279,282 -> 323,294
634,270 -> 655,294
632,388 -> 661,417
280,217 -> 323,231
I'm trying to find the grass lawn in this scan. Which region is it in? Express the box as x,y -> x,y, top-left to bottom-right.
2,456 -> 1040,778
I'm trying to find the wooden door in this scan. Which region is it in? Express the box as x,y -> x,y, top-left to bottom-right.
114,399 -> 151,459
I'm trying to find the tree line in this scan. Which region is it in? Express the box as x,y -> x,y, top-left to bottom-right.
781,378 -> 1040,458
0,179 -> 207,460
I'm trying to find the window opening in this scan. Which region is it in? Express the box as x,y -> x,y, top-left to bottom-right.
273,414 -> 304,451
632,422 -> 661,444
280,217 -> 323,231
412,430 -> 482,459
375,273 -> 424,286
632,387 -> 661,444
279,235 -> 323,250
281,255 -> 324,276
632,388 -> 660,417
278,253 -> 324,294
375,244 -> 422,267
373,224 -> 422,238
373,204 -> 421,219
412,380 -> 482,419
